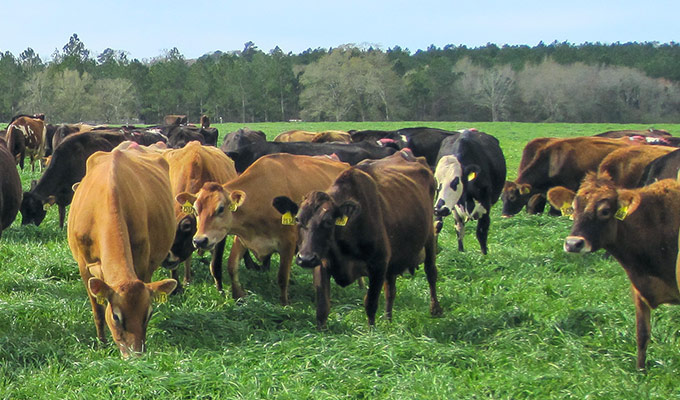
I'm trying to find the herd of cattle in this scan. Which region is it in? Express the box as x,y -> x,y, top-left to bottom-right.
1,114 -> 679,369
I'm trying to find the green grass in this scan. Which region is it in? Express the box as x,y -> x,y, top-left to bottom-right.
2,122 -> 680,399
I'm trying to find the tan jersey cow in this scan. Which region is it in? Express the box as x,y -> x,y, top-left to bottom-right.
6,115 -> 46,171
68,142 -> 177,358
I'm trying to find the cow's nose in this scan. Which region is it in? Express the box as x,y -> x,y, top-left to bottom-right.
564,236 -> 586,253
193,236 -> 209,249
296,253 -> 320,269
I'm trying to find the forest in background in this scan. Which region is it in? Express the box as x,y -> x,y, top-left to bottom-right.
1,34 -> 679,124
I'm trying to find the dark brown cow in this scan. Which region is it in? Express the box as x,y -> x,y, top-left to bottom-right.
68,142 -> 177,358
547,173 -> 680,369
0,138 -> 22,237
177,154 -> 349,305
596,145 -> 674,188
273,151 -> 442,328
594,128 -> 672,139
5,116 -> 46,170
501,137 -> 630,217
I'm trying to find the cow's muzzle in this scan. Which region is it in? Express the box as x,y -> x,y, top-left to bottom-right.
193,235 -> 213,250
296,253 -> 321,269
564,236 -> 591,253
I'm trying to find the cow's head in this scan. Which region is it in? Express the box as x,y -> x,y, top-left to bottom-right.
273,192 -> 360,269
162,214 -> 197,269
547,172 -> 641,253
501,181 -> 532,217
87,276 -> 177,358
177,182 -> 245,251
458,164 -> 487,220
20,182 -> 56,226
433,155 -> 463,218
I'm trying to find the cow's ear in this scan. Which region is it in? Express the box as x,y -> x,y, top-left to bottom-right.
88,278 -> 114,305
229,190 -> 246,210
549,147 -> 573,178
225,151 -> 238,161
176,192 -> 197,206
546,186 -> 575,212
463,165 -> 481,183
72,182 -> 80,192
616,189 -> 641,220
272,196 -> 299,216
503,180 -> 515,191
336,200 -> 361,223
147,279 -> 178,304
518,183 -> 532,195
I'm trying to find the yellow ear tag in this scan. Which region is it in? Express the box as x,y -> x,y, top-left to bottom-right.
181,201 -> 196,216
560,202 -> 574,219
519,187 -> 530,195
615,206 -> 628,221
154,291 -> 168,304
229,203 -> 238,212
335,215 -> 348,226
95,293 -> 107,305
281,211 -> 295,225
43,203 -> 52,211
467,171 -> 477,181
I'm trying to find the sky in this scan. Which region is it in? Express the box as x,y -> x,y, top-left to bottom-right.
1,0 -> 677,61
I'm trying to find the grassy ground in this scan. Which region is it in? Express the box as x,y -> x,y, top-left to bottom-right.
1,122 -> 680,399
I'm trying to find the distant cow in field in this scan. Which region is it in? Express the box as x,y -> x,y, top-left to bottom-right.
311,130 -> 352,143
220,128 -> 266,154
273,130 -> 318,142
434,130 -> 506,254
164,114 -> 187,126
0,138 -> 22,238
548,173 -> 680,370
594,128 -> 672,139
68,142 -> 177,358
596,145 -> 674,189
6,115 -> 47,170
273,150 -> 442,328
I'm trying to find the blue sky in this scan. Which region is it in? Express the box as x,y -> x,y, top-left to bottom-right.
2,0 -> 677,61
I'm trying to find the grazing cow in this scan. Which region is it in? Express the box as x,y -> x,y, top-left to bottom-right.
200,114 -> 210,128
220,128 -> 267,154
177,154 -> 349,305
20,132 -> 126,228
349,127 -> 458,169
596,145 -> 674,188
272,150 -> 442,328
547,173 -> 680,369
434,131 -> 506,254
639,149 -> 680,186
5,116 -> 46,170
160,141 -> 238,291
0,139 -> 22,238
51,123 -> 95,152
311,130 -> 352,143
68,143 -> 177,358
501,137 -> 630,217
225,140 -> 396,173
164,114 -> 188,125
274,130 -> 318,142
594,128 -> 672,139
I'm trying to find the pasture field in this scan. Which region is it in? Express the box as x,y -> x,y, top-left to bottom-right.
2,121 -> 680,399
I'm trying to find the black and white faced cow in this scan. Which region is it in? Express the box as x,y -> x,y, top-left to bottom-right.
433,130 -> 506,254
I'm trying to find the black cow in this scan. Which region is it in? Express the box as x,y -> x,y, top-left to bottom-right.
349,127 -> 459,169
220,128 -> 267,154
166,125 -> 218,148
273,151 -> 442,329
226,140 -> 396,173
639,148 -> 680,186
20,131 -> 126,228
0,138 -> 22,238
433,131 -> 506,254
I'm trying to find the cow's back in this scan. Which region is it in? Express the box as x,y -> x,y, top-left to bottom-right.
640,149 -> 680,186
598,145 -> 675,188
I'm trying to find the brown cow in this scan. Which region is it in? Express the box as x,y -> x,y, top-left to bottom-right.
311,130 -> 352,143
164,114 -> 188,126
67,142 -> 177,358
501,137 -> 630,217
547,173 -> 680,369
177,153 -> 349,305
272,150 -> 442,328
6,116 -> 46,170
273,130 -> 318,142
596,145 -> 675,188
161,141 -> 238,291
594,128 -> 672,139
0,138 -> 22,238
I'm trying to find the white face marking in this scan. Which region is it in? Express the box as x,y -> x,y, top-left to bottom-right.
434,156 -> 463,213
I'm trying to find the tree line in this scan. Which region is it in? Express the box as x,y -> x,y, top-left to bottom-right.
1,34 -> 679,124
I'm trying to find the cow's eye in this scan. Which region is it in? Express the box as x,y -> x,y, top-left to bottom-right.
112,311 -> 123,325
598,208 -> 611,219
216,205 -> 225,215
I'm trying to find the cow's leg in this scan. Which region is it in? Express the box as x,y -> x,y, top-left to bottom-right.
633,287 -> 651,370
277,243 -> 295,306
171,268 -> 183,294
313,263 -> 331,330
526,193 -> 546,214
364,265 -> 385,326
210,237 -> 226,292
80,269 -> 107,344
383,273 -> 397,322
58,204 -> 66,229
476,213 -> 491,255
454,213 -> 465,252
183,256 -> 192,286
227,237 -> 248,299
424,233 -> 442,317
